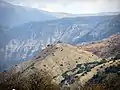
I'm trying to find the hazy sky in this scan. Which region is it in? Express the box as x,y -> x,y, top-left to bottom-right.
7,0 -> 120,14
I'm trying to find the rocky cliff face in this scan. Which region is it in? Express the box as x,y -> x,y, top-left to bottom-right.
0,14 -> 120,71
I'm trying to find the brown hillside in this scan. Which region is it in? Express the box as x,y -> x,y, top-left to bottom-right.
0,43 -> 120,90
10,43 -> 100,84
78,34 -> 120,59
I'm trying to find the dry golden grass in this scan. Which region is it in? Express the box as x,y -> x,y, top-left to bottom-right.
78,34 -> 120,59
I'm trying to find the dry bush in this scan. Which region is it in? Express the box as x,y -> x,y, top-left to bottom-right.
0,71 -> 60,90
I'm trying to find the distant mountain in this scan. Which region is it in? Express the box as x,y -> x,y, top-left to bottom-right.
50,12 -> 120,18
0,0 -> 56,27
78,12 -> 120,17
49,12 -> 79,18
73,15 -> 120,44
0,14 -> 120,71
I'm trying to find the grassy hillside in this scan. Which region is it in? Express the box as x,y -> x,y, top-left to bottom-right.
79,34 -> 120,59
0,34 -> 120,90
1,59 -> 120,90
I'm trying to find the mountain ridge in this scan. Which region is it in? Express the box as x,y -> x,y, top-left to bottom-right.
0,14 -> 120,71
78,34 -> 120,59
0,0 -> 57,27
0,34 -> 120,90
